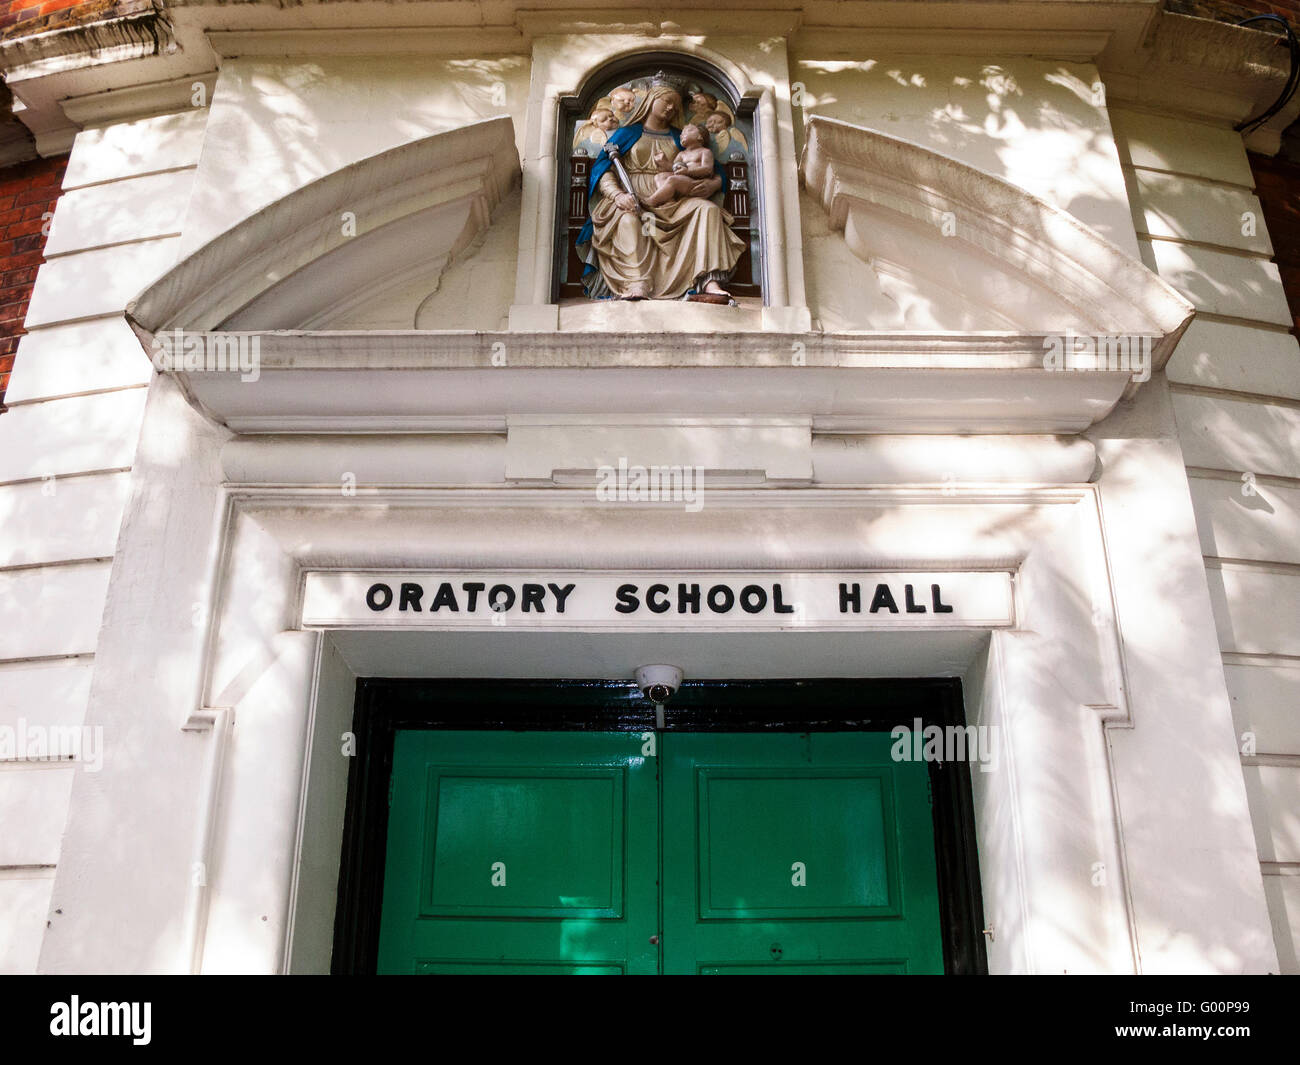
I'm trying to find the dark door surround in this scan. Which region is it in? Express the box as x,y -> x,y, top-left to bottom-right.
332,677 -> 988,975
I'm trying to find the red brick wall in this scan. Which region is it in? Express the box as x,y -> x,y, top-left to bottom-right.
0,154 -> 65,407
2,0 -> 95,33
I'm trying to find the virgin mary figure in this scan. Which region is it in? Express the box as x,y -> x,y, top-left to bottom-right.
576,79 -> 746,300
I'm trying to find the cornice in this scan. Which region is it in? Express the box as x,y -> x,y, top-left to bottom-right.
0,1 -> 1292,150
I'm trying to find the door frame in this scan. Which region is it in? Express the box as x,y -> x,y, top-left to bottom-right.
332,677 -> 988,975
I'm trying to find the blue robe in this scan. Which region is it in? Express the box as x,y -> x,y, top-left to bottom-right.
575,122 -> 729,296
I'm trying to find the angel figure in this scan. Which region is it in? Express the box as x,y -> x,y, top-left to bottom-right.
572,105 -> 622,152
608,86 -> 638,124
704,110 -> 749,157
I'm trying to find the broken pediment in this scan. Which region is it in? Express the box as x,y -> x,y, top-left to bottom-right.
126,116 -> 520,334
122,112 -> 1196,439
799,115 -> 1194,354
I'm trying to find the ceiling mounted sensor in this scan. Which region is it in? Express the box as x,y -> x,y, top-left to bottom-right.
636,664 -> 683,729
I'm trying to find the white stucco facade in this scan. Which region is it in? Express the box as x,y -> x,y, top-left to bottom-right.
1,1 -> 1297,974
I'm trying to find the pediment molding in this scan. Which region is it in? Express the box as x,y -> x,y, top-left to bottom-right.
799,115 -> 1195,365
126,113 -> 1186,440
126,116 -> 520,335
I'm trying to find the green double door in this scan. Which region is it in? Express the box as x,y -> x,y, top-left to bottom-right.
378,730 -> 945,974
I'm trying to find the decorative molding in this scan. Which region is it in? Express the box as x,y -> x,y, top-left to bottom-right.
126,116 -> 520,333
61,73 -> 217,127
513,8 -> 804,38
792,27 -> 1113,61
206,27 -> 528,59
0,0 -> 174,82
799,116 -> 1196,368
160,357 -> 1133,436
218,432 -> 1097,487
1100,12 -> 1299,137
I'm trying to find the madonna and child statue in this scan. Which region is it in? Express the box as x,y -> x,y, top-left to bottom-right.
575,71 -> 748,303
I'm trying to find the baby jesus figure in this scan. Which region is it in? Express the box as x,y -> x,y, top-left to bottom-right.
642,123 -> 716,208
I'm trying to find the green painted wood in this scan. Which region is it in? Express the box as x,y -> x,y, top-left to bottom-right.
661,732 -> 945,975
379,729 -> 945,975
378,730 -> 659,974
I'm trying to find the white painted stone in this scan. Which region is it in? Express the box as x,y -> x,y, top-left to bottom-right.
221,435 -> 504,486
0,875 -> 55,976
329,189 -> 521,332
0,473 -> 131,567
0,769 -> 76,866
1109,108 -> 1254,187
286,638 -> 356,974
1262,875 -> 1300,974
24,239 -> 181,328
0,661 -> 92,731
1206,565 -> 1300,657
1088,380 -> 1277,973
1130,169 -> 1271,255
1173,392 -> 1300,480
811,434 -> 1097,484
180,56 -> 532,257
1226,662 -> 1300,755
1143,238 -> 1293,326
45,169 -> 194,257
62,109 -> 207,190
6,317 -> 153,404
0,563 -> 111,661
503,418 -> 813,482
789,57 -> 1141,255
0,390 -> 147,483
131,119 -> 519,334
1166,318 -> 1300,402
1242,765 -> 1300,863
38,375 -> 230,974
800,116 -> 1192,339
1189,475 -> 1300,566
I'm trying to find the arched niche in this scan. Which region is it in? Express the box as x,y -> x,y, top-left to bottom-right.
552,52 -> 765,303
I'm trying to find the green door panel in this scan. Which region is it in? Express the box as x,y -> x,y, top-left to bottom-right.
661,732 -> 945,975
378,728 -> 946,975
378,731 -> 658,974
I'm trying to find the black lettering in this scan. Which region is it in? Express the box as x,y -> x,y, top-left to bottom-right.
869,584 -> 899,614
399,582 -> 424,612
707,585 -> 735,613
772,584 -> 795,614
521,584 -> 546,612
429,583 -> 459,612
366,583 -> 393,611
677,583 -> 701,613
932,584 -> 954,613
740,585 -> 767,613
839,583 -> 861,613
488,584 -> 516,613
646,584 -> 671,614
462,582 -> 485,611
904,584 -> 926,613
548,583 -> 576,613
615,584 -> 639,613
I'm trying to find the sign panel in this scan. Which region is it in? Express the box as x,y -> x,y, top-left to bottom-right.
301,571 -> 1015,631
